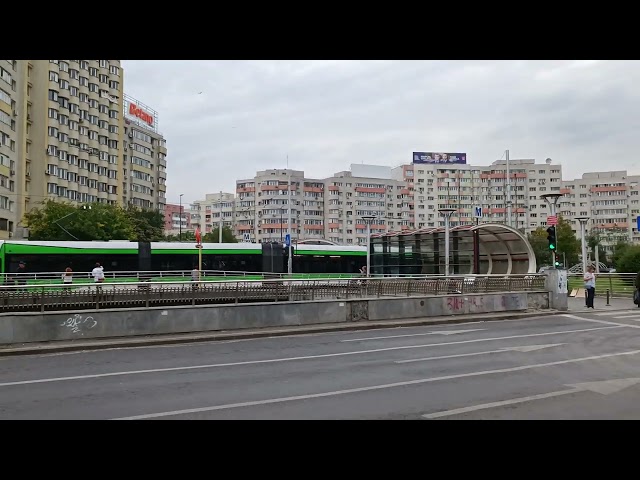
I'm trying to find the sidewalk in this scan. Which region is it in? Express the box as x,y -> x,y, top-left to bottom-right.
568,295 -> 636,311
0,308 -> 561,357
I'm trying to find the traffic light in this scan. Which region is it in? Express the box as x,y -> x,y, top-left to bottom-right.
546,226 -> 556,250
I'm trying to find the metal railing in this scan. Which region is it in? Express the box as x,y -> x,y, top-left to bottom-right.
567,272 -> 637,298
0,274 -> 547,314
0,269 -> 360,285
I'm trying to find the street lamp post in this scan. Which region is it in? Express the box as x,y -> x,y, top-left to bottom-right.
576,216 -> 589,273
287,174 -> 293,275
438,207 -> 456,276
179,194 -> 183,242
218,190 -> 223,244
361,215 -> 377,278
540,193 -> 564,268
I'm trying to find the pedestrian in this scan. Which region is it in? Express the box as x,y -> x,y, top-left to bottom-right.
62,266 -> 73,288
91,262 -> 105,283
15,261 -> 27,292
634,270 -> 640,308
584,265 -> 596,309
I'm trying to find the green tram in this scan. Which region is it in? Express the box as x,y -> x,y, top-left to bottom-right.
0,240 -> 367,279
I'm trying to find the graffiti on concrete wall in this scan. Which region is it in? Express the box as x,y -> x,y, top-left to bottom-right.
60,314 -> 97,335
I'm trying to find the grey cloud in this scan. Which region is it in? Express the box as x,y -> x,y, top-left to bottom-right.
121,60 -> 640,204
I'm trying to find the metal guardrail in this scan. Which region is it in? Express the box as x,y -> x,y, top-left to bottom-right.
0,275 -> 547,314
567,272 -> 637,298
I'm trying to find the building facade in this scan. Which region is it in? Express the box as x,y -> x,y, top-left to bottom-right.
0,60 -> 169,240
190,192 -> 236,237
164,203 -> 191,235
406,158 -> 563,234
560,171 -> 640,256
121,93 -> 167,212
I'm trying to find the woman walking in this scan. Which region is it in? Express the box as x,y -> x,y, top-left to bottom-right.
584,265 -> 596,309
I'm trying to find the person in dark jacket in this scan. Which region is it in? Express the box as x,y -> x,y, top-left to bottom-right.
15,261 -> 27,291
634,271 -> 640,308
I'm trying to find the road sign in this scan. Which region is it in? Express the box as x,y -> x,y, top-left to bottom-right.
242,233 -> 251,243
285,233 -> 291,246
195,244 -> 203,249
637,216 -> 640,232
474,206 -> 482,218
547,215 -> 558,226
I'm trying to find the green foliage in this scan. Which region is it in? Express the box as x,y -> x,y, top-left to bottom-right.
23,200 -> 162,242
611,241 -> 630,268
203,227 -> 238,243
616,245 -> 640,273
125,205 -> 164,242
528,216 -> 581,269
164,231 -> 196,242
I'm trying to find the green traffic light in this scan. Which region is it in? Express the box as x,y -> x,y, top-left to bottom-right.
549,244 -> 556,250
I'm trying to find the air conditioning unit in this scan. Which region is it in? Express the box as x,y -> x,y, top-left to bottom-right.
12,110 -> 17,117
129,144 -> 134,148
128,132 -> 133,138
10,170 -> 15,175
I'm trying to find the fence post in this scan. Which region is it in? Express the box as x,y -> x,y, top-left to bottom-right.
145,283 -> 150,309
235,282 -> 239,304
606,289 -> 611,306
609,275 -> 613,297
40,285 -> 45,314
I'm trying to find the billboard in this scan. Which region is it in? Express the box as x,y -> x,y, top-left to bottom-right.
412,152 -> 467,165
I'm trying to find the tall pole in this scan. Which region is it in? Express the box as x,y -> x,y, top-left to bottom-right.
366,221 -> 371,278
287,172 -> 293,275
179,194 -> 183,241
219,190 -> 223,243
438,208 -> 455,276
506,149 -> 512,228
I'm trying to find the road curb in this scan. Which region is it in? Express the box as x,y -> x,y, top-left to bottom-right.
0,309 -> 563,357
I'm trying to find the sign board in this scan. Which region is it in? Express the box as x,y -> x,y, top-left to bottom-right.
558,270 -> 568,294
547,215 -> 558,226
242,233 -> 251,243
474,206 -> 483,218
129,103 -> 154,126
637,216 -> 640,232
285,233 -> 291,247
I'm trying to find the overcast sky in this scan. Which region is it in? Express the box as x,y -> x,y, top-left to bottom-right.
121,60 -> 640,206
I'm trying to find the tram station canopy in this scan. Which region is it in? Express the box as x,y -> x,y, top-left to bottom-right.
369,223 -> 536,275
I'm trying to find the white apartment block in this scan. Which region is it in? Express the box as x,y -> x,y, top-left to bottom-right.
190,192 -> 236,236
560,171 -> 640,256
408,158 -> 563,234
122,94 -> 167,211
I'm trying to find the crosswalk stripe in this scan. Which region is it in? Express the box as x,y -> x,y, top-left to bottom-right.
613,314 -> 640,320
595,310 -> 640,316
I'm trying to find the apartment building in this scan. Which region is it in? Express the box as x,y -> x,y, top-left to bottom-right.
560,171 -> 640,255
122,94 -> 167,211
164,203 -> 191,235
0,61 -> 20,239
228,166 -> 414,245
407,158 -> 563,234
190,192 -> 236,236
325,164 -> 414,245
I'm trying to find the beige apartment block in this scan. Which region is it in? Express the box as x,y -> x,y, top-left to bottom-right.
190,192 -> 236,237
0,60 -> 20,239
122,94 -> 167,211
408,158 -> 563,235
325,164 -> 414,246
560,171 -> 640,256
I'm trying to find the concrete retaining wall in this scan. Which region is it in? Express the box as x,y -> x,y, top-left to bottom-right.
0,291 -> 549,346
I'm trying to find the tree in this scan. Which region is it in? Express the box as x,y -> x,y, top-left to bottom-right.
203,226 -> 238,243
616,245 -> 640,273
164,231 -> 196,242
23,200 -> 134,241
125,205 -> 164,242
612,240 -> 631,269
527,216 -> 580,269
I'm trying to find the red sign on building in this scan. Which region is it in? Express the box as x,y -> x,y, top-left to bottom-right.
129,103 -> 154,126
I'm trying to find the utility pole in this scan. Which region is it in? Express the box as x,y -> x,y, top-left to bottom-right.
505,149 -> 512,228
219,190 -> 223,243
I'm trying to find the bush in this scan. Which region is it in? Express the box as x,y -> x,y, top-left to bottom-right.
616,245 -> 640,274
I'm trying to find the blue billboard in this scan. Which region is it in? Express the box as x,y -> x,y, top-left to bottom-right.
413,152 -> 467,165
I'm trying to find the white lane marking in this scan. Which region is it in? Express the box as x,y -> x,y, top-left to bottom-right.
422,377 -> 640,419
562,314 -> 640,329
343,329 -> 486,342
395,343 -> 565,364
595,310 -> 640,316
613,315 -> 640,320
0,325 -> 619,388
112,350 -> 640,420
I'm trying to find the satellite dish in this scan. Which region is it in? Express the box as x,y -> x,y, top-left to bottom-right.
545,158 -> 552,164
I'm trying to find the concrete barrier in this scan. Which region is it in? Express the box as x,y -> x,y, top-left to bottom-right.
0,291 -> 549,346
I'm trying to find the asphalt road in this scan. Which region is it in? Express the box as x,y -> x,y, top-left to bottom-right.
3,309 -> 640,419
